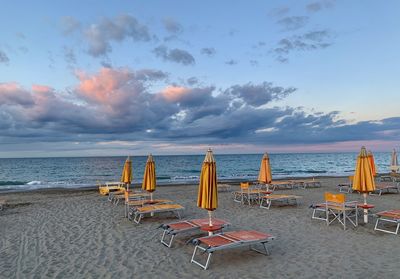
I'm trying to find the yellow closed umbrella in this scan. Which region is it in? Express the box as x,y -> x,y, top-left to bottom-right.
367,151 -> 376,176
142,154 -> 156,201
197,148 -> 218,229
258,152 -> 272,188
121,156 -> 132,191
352,147 -> 375,223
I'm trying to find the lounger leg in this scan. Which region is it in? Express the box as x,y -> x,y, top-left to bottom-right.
191,245 -> 212,270
161,231 -> 175,248
133,213 -> 142,224
250,242 -> 270,256
374,218 -> 400,235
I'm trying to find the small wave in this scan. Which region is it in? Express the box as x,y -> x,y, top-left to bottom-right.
0,180 -> 27,186
27,181 -> 42,185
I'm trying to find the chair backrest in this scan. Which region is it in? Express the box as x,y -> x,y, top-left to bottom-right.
325,192 -> 345,204
240,182 -> 250,190
348,176 -> 354,184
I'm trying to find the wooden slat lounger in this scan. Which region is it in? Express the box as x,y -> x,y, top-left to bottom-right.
374,210 -> 400,235
191,230 -> 275,270
259,194 -> 302,209
293,179 -> 322,189
130,204 -> 184,224
267,180 -> 294,191
160,218 -> 230,247
370,183 -> 400,196
111,192 -> 150,205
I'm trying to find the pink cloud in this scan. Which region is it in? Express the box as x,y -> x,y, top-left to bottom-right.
32,84 -> 53,93
160,86 -> 190,102
0,82 -> 34,107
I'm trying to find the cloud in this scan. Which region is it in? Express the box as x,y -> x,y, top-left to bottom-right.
306,0 -> 335,13
60,16 -> 81,35
201,47 -> 216,57
153,45 -> 195,65
277,16 -> 309,31
80,14 -> 151,57
162,18 -> 183,34
2,67 -> 400,152
0,50 -> 10,64
272,29 -> 333,62
63,47 -> 76,66
225,59 -> 238,65
269,7 -> 290,17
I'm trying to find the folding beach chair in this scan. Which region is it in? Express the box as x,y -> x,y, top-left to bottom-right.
337,176 -> 354,193
130,204 -> 184,224
233,182 -> 271,205
370,182 -> 400,196
374,210 -> 400,235
160,218 -> 230,247
259,194 -> 302,209
190,230 -> 275,270
324,192 -> 358,230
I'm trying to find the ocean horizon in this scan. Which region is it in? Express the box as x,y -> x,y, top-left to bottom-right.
0,152 -> 393,191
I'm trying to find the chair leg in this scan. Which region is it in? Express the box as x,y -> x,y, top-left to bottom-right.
191,245 -> 212,270
161,231 -> 175,247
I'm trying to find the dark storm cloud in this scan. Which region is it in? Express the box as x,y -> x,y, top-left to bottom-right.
277,16 -> 309,31
153,45 -> 195,65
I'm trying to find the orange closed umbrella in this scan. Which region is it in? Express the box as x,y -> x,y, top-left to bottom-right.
258,152 -> 272,186
197,148 -> 218,228
121,156 -> 132,191
367,151 -> 376,176
142,154 -> 156,201
352,147 -> 375,223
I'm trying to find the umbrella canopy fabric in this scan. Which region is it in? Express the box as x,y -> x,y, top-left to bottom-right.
121,156 -> 132,185
258,153 -> 272,184
142,154 -> 156,193
197,149 -> 218,211
390,149 -> 399,172
352,147 -> 375,193
367,151 -> 376,176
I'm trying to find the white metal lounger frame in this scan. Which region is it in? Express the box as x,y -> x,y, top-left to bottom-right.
259,195 -> 300,209
160,220 -> 230,247
374,215 -> 400,235
370,183 -> 400,196
131,206 -> 184,224
191,234 -> 274,270
233,187 -> 261,205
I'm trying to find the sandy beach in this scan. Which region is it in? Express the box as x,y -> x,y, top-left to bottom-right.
1,177 -> 400,278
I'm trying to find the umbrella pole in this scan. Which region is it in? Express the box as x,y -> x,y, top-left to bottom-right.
208,211 -> 213,236
363,193 -> 368,223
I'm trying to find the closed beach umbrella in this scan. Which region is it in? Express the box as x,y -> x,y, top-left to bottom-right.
367,151 -> 376,176
142,154 -> 156,201
352,147 -> 375,223
197,149 -> 218,229
121,156 -> 132,191
390,149 -> 399,173
258,152 -> 272,185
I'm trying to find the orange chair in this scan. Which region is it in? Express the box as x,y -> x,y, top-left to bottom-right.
233,182 -> 270,205
324,192 -> 358,230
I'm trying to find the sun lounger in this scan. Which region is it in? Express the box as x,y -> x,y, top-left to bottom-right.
217,183 -> 232,192
111,191 -> 150,205
370,182 -> 400,196
259,194 -> 301,209
374,210 -> 400,235
293,179 -> 321,189
130,204 -> 184,224
337,176 -> 354,193
191,230 -> 275,270
126,199 -> 172,217
160,218 -> 230,247
0,199 -> 5,211
99,181 -> 125,196
267,180 -> 294,191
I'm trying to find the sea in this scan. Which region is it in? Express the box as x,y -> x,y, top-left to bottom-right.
0,152 -> 393,192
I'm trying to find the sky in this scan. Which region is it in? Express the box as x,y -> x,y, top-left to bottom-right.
0,0 -> 400,157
